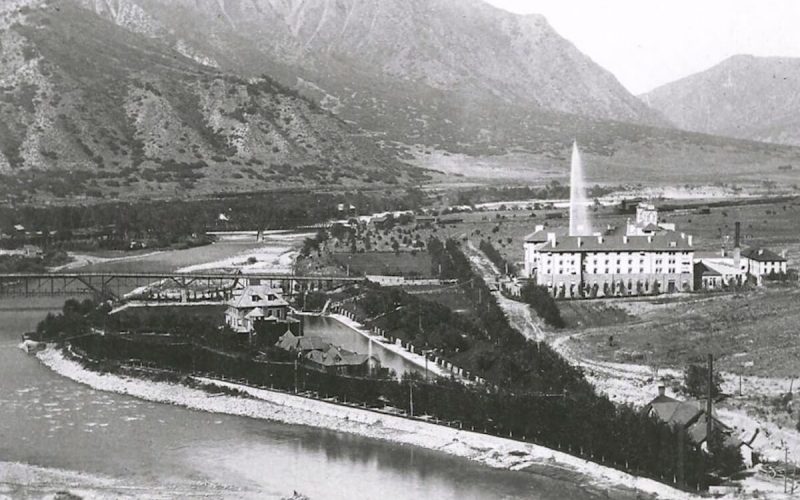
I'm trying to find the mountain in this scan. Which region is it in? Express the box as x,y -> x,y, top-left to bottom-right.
641,55 -> 800,146
0,0 -> 427,201
71,0 -> 668,153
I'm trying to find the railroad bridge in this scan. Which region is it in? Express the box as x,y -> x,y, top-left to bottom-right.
0,272 -> 364,301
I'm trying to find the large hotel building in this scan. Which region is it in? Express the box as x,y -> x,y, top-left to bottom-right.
523,203 -> 695,298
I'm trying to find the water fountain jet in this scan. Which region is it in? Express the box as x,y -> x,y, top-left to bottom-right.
569,141 -> 592,236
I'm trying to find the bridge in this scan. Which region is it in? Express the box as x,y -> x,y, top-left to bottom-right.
0,272 -> 365,301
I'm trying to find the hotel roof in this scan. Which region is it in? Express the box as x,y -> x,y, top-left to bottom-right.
537,231 -> 694,253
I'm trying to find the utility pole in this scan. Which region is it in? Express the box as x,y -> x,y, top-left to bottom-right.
294,354 -> 299,394
707,353 -> 714,444
785,446 -> 789,494
409,383 -> 414,417
677,426 -> 686,488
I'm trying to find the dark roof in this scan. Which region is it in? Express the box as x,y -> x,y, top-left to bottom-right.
647,395 -> 733,445
695,262 -> 722,277
229,285 -> 288,309
741,247 -> 786,262
641,223 -> 661,233
538,231 -> 694,253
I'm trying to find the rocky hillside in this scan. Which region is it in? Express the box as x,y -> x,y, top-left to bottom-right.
0,0 -> 426,201
72,0 -> 668,153
641,55 -> 800,147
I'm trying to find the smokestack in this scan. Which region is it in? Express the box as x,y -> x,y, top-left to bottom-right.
658,385 -> 666,397
734,222 -> 741,249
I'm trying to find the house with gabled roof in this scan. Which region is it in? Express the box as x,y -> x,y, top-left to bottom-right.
644,386 -> 754,467
225,285 -> 290,334
740,247 -> 787,283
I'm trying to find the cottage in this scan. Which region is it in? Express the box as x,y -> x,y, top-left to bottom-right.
21,244 -> 43,257
276,331 -> 381,376
740,247 -> 787,283
645,386 -> 754,467
305,345 -> 381,376
225,285 -> 289,334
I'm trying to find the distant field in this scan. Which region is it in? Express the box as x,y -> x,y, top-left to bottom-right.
561,286 -> 800,378
330,251 -> 433,277
427,197 -> 800,269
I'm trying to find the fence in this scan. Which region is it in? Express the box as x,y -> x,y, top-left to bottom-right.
326,303 -> 487,385
64,336 -> 705,492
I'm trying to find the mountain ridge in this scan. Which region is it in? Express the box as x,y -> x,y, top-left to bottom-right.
641,54 -> 800,146
0,0 -> 428,200
72,0 -> 670,150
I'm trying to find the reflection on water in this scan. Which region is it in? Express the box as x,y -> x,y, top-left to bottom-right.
0,247 -> 641,499
302,315 -> 426,378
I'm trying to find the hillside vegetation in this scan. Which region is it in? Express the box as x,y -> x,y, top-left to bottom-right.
0,1 -> 427,200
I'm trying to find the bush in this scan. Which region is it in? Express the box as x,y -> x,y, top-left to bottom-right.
520,283 -> 565,328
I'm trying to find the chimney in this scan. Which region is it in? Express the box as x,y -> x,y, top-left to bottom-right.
623,235 -> 628,244
647,235 -> 653,243
547,232 -> 556,245
577,237 -> 582,247
597,235 -> 604,244
734,222 -> 741,249
687,235 -> 693,246
733,222 -> 741,269
658,385 -> 666,397
758,248 -> 764,256
535,224 -> 544,232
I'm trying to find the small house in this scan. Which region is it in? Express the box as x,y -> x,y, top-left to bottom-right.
741,247 -> 787,283
225,285 -> 289,334
645,386 -> 754,467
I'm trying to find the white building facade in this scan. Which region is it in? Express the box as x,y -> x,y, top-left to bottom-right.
524,231 -> 695,298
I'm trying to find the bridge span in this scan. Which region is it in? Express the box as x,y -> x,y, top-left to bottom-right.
0,272 -> 365,301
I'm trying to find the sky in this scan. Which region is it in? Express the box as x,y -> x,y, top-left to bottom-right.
484,0 -> 800,94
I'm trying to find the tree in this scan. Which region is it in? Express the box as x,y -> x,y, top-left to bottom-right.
706,428 -> 744,477
683,364 -> 722,399
520,282 -> 565,328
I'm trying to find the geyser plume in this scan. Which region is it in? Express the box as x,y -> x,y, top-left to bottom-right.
569,141 -> 592,236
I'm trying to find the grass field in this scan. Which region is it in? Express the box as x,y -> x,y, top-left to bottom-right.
561,285 -> 800,378
329,251 -> 433,277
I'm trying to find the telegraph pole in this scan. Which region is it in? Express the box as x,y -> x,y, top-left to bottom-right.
409,382 -> 414,417
707,354 -> 714,443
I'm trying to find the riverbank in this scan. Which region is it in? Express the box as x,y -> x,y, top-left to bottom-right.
35,346 -> 694,500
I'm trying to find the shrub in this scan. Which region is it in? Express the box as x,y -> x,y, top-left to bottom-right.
520,283 -> 565,328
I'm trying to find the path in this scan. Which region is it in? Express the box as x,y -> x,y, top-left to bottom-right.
466,239 -> 800,494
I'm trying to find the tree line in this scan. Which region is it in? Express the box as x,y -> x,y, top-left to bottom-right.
37,285 -> 742,489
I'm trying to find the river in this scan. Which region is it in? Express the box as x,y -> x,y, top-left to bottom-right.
0,240 -> 641,499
